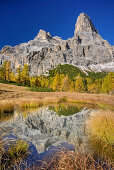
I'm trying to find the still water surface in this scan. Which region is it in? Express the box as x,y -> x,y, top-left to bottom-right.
0,102 -> 97,167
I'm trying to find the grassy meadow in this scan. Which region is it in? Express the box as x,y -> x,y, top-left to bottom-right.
0,82 -> 114,112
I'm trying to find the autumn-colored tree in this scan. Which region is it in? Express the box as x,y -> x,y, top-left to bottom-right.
61,74 -> 71,91
75,74 -> 85,92
21,64 -> 30,85
40,76 -> 49,88
0,61 -> 15,82
87,79 -> 101,94
83,79 -> 88,92
86,78 -> 93,92
101,72 -> 114,93
16,65 -> 22,83
30,77 -> 36,87
52,73 -> 61,91
88,83 -> 99,93
49,77 -> 54,89
96,79 -> 102,93
58,74 -> 65,91
10,71 -> 16,82
35,77 -> 41,87
70,81 -> 75,92
5,61 -> 12,81
0,60 -> 113,95
0,61 -> 7,80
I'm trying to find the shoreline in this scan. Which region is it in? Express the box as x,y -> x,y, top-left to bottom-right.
0,83 -> 114,108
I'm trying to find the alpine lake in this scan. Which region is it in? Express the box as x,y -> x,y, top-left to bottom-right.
0,101 -> 111,168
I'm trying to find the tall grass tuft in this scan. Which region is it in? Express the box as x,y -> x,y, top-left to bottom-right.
8,139 -> 30,163
0,102 -> 14,114
46,150 -> 113,170
1,139 -> 30,169
97,103 -> 114,111
19,100 -> 43,109
87,110 -> 114,160
0,135 -> 5,166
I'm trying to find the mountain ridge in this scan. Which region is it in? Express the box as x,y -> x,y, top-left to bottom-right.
0,13 -> 114,75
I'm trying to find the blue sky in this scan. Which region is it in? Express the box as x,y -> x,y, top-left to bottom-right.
0,0 -> 114,49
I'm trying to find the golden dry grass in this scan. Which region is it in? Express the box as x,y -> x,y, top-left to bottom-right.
87,110 -> 114,160
39,149 -> 114,170
0,83 -> 114,104
0,135 -> 5,162
0,101 -> 14,114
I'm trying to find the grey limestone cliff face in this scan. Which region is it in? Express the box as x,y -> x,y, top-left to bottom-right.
74,13 -> 98,34
0,13 -> 114,75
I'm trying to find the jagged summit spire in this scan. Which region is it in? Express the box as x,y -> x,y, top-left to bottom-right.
35,29 -> 52,40
74,13 -> 98,35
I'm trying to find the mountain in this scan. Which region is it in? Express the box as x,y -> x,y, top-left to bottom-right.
0,13 -> 114,75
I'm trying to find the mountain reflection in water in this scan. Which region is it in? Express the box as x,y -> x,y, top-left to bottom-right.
0,102 -> 96,122
0,102 -> 97,168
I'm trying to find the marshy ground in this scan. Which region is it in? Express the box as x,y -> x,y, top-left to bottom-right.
0,83 -> 114,107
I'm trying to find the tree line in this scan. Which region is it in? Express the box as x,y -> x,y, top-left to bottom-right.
0,61 -> 113,94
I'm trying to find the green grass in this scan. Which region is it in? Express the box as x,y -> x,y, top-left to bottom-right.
0,79 -> 29,87
29,86 -> 55,92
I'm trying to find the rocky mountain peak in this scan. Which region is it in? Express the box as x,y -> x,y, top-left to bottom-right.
35,29 -> 52,40
74,13 -> 98,35
0,13 -> 113,75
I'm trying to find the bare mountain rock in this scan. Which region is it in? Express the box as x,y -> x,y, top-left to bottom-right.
36,29 -> 52,40
74,13 -> 98,34
0,13 -> 114,75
